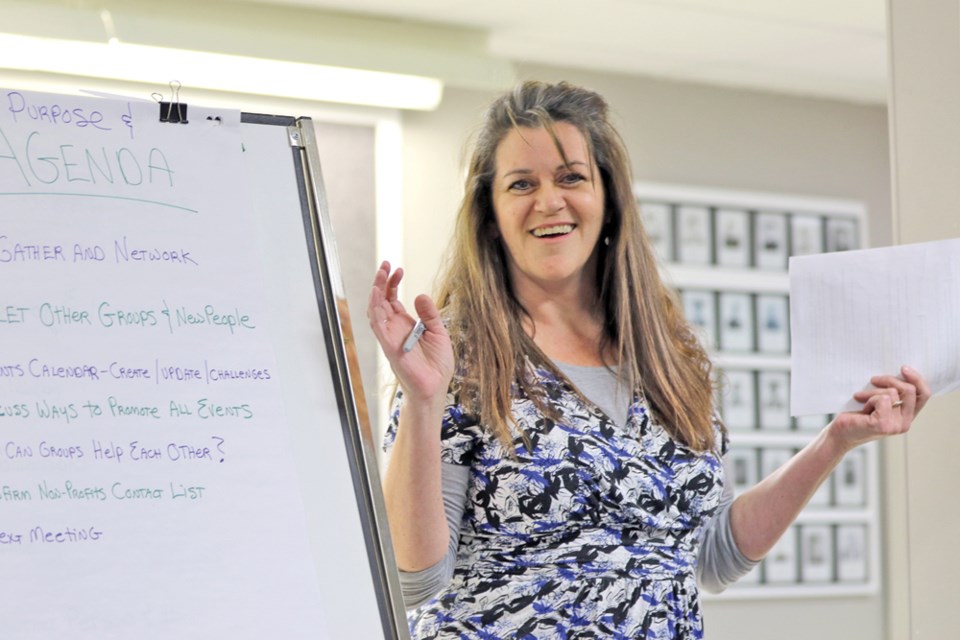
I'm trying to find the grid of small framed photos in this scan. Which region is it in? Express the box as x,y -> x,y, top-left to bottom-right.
725,441 -> 872,590
635,182 -> 877,598
680,291 -> 790,354
638,196 -> 862,267
734,521 -> 872,587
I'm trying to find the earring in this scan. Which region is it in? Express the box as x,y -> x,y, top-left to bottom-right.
604,236 -> 611,246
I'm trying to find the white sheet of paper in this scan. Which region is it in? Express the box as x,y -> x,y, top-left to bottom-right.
790,237 -> 960,416
0,89 -> 327,639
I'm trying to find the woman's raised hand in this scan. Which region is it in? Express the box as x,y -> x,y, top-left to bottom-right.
367,261 -> 454,403
827,365 -> 931,452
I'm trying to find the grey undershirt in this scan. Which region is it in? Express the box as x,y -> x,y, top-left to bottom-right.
396,363 -> 758,609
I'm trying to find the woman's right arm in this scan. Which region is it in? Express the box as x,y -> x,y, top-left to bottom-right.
396,462 -> 470,608
368,261 -> 455,571
384,395 -> 451,570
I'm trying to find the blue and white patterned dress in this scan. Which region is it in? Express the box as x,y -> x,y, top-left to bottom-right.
384,362 -> 726,640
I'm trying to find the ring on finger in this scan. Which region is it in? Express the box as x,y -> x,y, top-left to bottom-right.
892,399 -> 904,409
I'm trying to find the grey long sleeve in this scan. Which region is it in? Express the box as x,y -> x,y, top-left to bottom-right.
695,455 -> 760,593
397,457 -> 758,608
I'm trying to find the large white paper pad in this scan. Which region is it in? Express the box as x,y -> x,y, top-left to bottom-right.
0,89 -> 328,639
790,238 -> 960,416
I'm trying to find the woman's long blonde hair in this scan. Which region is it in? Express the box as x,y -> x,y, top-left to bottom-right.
435,80 -> 717,452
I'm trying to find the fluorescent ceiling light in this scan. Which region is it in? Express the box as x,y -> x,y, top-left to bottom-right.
0,32 -> 443,111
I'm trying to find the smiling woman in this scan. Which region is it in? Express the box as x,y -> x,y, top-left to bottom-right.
491,122 -> 606,306
368,80 -> 929,640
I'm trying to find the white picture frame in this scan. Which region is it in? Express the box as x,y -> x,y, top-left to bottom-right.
758,370 -> 791,430
727,447 -> 759,494
720,370 -> 757,430
764,525 -> 799,584
755,294 -> 789,354
761,447 -> 794,481
790,214 -> 824,257
834,449 -> 867,506
807,473 -> 833,508
715,208 -> 750,267
719,292 -> 754,352
836,525 -> 869,583
825,216 -> 859,252
754,211 -> 788,270
640,201 -> 673,262
681,289 -> 717,350
712,384 -> 723,422
796,413 -> 829,431
676,205 -> 712,264
733,563 -> 763,586
800,525 -> 835,583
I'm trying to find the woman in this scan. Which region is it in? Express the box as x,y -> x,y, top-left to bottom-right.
368,81 -> 929,639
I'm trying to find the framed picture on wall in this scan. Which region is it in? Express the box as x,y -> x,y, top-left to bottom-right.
681,289 -> 717,350
754,211 -> 788,270
676,205 -> 712,264
718,292 -> 754,352
720,369 -> 757,430
807,473 -> 833,507
712,383 -> 723,422
639,201 -> 673,262
764,525 -> 799,583
761,447 -> 794,481
836,524 -> 869,583
796,413 -> 829,431
800,525 -> 834,583
756,294 -> 789,353
825,217 -> 859,252
790,214 -> 824,256
834,449 -> 867,506
714,208 -> 750,267
730,563 -> 763,589
727,447 -> 759,494
737,564 -> 763,585
758,370 -> 791,430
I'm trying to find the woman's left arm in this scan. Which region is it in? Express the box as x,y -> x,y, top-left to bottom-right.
729,365 -> 931,561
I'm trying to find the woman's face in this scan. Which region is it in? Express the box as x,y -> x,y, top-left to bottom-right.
491,122 -> 605,297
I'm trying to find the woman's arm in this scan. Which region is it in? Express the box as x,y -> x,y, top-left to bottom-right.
729,366 -> 930,561
397,462 -> 470,608
368,262 -> 455,571
384,398 -> 451,570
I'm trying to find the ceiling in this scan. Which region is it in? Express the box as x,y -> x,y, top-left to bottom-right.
233,0 -> 889,104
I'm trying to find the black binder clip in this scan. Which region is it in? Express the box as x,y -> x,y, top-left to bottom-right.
156,81 -> 188,124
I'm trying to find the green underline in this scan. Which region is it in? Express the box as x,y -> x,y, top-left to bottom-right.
0,192 -> 198,213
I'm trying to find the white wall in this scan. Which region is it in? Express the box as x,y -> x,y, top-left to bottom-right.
887,0 -> 960,637
400,67 -> 893,640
